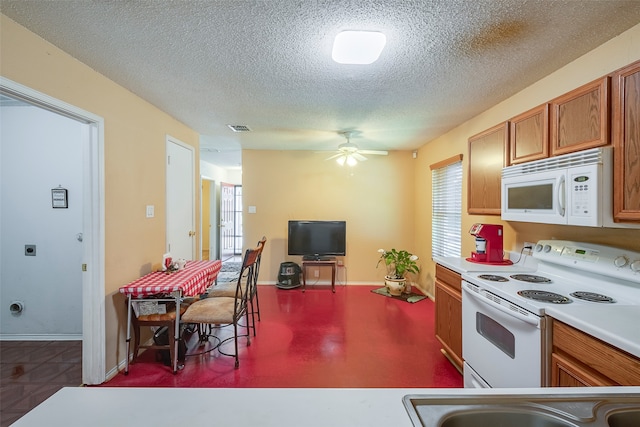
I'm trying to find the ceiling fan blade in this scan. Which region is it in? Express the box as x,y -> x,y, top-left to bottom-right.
359,150 -> 388,156
353,153 -> 368,162
325,153 -> 343,160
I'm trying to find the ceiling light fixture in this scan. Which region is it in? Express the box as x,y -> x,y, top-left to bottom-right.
336,153 -> 358,167
332,30 -> 386,65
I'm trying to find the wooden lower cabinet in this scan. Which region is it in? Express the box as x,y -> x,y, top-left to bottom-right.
435,264 -> 463,371
550,319 -> 640,386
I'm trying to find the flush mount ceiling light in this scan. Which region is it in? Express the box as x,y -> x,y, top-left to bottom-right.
332,30 -> 386,65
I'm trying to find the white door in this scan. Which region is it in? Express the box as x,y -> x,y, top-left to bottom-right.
166,137 -> 195,260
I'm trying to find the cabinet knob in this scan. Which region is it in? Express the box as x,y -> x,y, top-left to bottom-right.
630,260 -> 640,273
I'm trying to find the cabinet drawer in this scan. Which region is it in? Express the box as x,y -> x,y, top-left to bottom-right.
552,320 -> 640,386
435,264 -> 462,293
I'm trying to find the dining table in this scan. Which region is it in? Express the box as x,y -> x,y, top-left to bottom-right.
119,260 -> 222,373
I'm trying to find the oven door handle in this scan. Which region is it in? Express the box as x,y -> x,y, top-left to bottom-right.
463,283 -> 540,327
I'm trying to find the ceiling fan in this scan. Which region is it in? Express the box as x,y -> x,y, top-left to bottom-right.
325,132 -> 388,166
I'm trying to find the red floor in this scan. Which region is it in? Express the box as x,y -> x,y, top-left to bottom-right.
103,284 -> 463,388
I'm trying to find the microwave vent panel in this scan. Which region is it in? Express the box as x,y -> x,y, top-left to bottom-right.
502,147 -> 609,178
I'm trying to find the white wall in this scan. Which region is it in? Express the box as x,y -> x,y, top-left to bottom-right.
1,103 -> 84,338
200,160 -> 242,185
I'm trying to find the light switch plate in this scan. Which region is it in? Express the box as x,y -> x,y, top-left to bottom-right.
146,205 -> 155,218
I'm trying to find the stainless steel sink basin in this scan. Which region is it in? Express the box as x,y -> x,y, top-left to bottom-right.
607,410 -> 640,427
439,410 -> 575,427
403,393 -> 640,427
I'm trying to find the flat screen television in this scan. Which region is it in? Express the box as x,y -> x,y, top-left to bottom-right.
287,220 -> 346,260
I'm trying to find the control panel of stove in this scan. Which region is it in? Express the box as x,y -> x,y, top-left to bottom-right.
533,240 -> 640,283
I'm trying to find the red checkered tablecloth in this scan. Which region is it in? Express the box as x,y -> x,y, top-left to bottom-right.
119,260 -> 222,297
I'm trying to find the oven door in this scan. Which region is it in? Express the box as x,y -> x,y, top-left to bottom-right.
501,168 -> 567,225
462,281 -> 543,388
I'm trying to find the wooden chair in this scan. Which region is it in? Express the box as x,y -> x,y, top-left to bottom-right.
207,236 -> 266,336
130,301 -> 190,368
181,247 -> 260,368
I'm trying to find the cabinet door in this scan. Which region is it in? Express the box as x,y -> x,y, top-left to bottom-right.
435,280 -> 463,370
468,122 -> 508,215
509,104 -> 549,165
550,77 -> 609,156
612,60 -> 640,222
552,320 -> 640,386
550,352 -> 615,387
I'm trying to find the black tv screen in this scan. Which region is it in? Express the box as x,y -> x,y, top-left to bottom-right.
288,220 -> 346,259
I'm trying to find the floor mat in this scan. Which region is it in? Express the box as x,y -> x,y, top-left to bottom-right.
217,261 -> 241,283
371,287 -> 427,303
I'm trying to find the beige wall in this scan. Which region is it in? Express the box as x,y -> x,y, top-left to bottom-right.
242,149 -> 416,285
1,15 -> 200,373
416,22 -> 640,295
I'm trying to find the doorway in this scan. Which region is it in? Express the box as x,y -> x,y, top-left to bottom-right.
0,77 -> 106,385
220,182 -> 242,261
201,177 -> 218,261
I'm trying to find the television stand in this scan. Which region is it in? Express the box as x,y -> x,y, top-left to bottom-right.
301,258 -> 336,293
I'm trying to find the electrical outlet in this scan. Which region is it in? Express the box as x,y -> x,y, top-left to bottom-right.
523,241 -> 536,253
314,269 -> 319,278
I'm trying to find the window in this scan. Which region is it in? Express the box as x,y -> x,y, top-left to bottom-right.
431,155 -> 463,257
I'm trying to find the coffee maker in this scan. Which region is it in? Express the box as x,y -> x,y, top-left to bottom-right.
466,223 -> 513,265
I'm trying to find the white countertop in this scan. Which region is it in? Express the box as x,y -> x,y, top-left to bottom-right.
545,305 -> 640,358
433,254 -> 536,274
12,386 -> 640,426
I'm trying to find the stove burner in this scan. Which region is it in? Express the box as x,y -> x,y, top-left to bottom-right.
570,291 -> 616,303
517,290 -> 572,304
510,274 -> 552,283
477,274 -> 509,282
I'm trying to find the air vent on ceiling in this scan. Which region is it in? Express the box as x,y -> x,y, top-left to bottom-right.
227,124 -> 251,132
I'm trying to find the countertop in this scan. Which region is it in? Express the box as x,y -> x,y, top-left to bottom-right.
12,386 -> 640,426
433,253 -> 537,274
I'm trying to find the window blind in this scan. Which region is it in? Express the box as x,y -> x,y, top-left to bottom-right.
432,159 -> 462,257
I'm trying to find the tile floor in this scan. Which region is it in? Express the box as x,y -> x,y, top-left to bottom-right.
0,340 -> 82,426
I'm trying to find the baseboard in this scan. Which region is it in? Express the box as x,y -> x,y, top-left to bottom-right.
0,334 -> 82,341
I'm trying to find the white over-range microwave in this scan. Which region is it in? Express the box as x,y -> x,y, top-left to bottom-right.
501,147 -> 638,228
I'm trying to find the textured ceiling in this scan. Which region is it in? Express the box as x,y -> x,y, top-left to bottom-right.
2,1 -> 640,168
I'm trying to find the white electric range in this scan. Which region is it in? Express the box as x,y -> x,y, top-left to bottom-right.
460,240 -> 640,389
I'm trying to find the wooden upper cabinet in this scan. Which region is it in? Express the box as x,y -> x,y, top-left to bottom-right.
612,59 -> 640,223
509,104 -> 549,165
468,122 -> 508,215
550,76 -> 610,156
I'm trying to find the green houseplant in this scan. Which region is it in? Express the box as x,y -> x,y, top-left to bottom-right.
377,248 -> 420,295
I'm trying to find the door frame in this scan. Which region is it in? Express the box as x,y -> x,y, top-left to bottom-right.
200,176 -> 218,261
0,77 -> 106,384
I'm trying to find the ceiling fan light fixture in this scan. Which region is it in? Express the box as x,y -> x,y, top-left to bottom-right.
332,31 -> 386,65
346,155 -> 358,166
336,155 -> 346,166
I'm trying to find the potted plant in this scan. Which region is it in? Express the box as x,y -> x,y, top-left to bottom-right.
377,248 -> 420,296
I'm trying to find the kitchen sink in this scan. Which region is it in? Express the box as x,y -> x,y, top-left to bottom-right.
403,393 -> 640,427
607,410 -> 640,427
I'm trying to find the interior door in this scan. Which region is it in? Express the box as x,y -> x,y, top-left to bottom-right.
220,182 -> 235,261
166,137 -> 195,260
